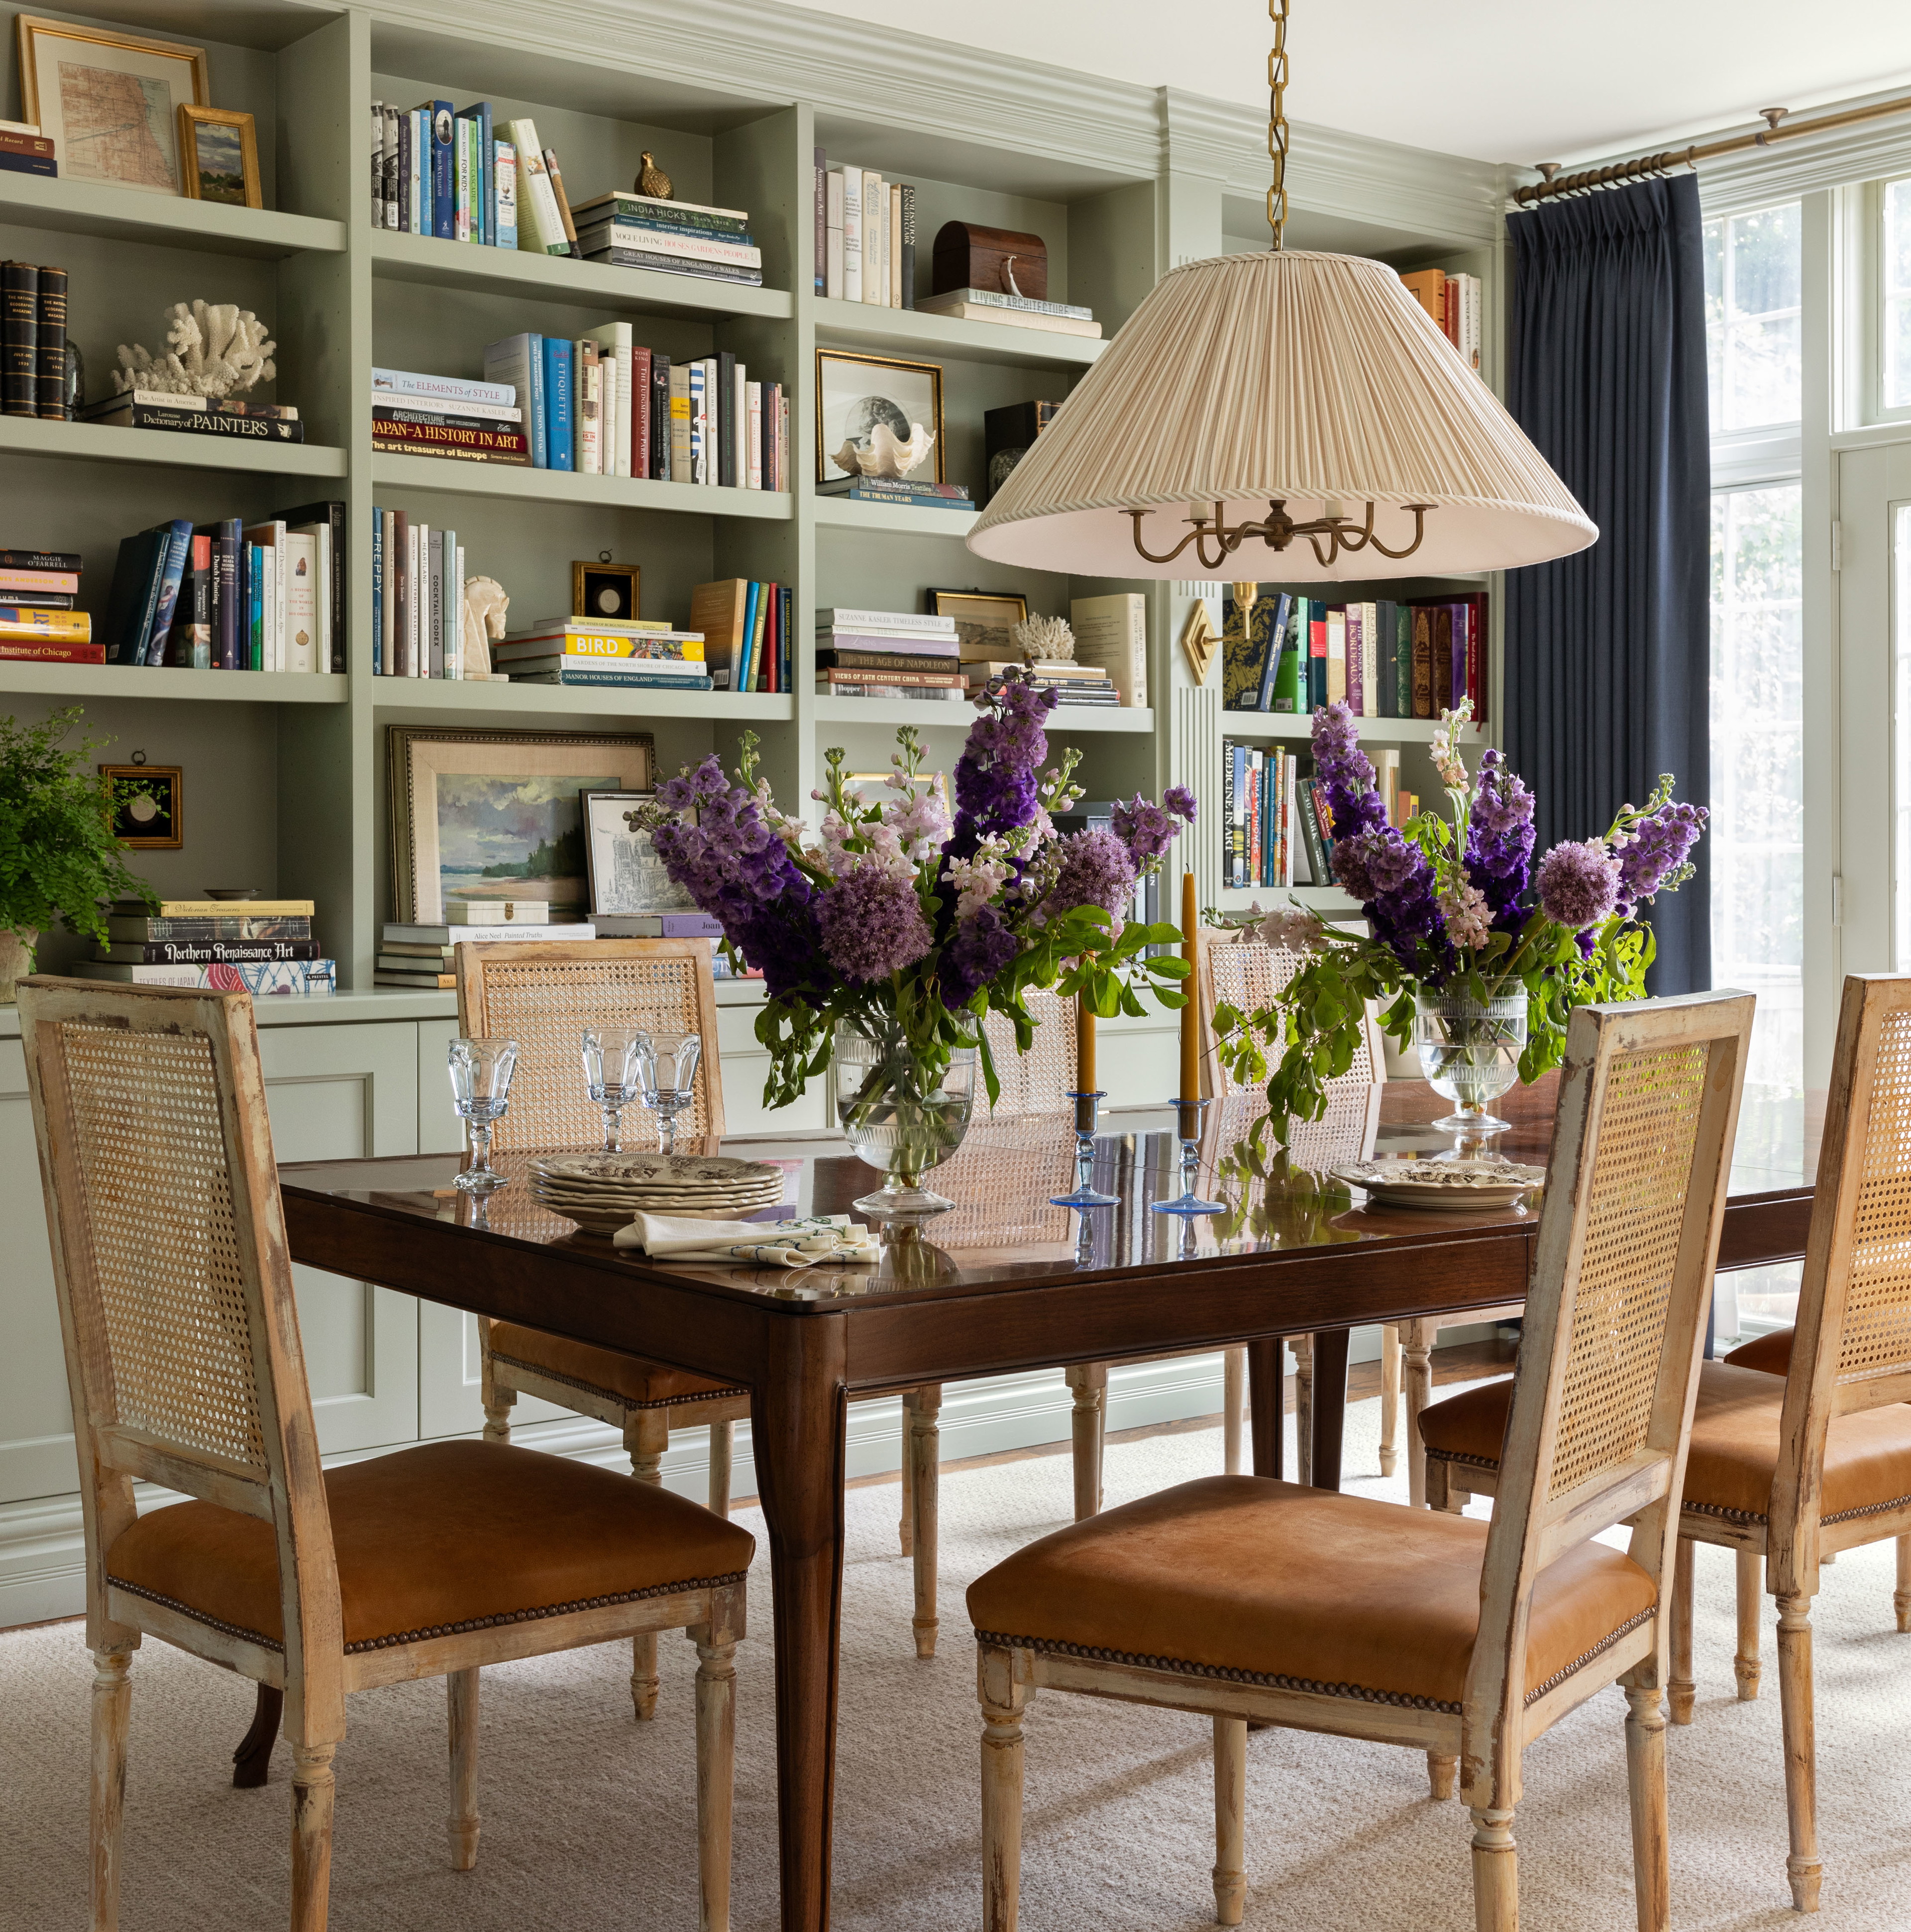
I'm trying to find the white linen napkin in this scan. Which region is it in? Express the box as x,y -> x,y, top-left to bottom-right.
612,1212 -> 881,1267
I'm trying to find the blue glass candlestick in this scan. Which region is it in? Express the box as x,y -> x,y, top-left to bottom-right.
1153,1098 -> 1225,1217
1052,1090 -> 1119,1208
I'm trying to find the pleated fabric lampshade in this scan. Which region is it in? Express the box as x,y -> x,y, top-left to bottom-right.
965,249 -> 1597,580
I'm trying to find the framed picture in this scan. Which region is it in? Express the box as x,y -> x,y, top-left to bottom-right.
580,790 -> 699,918
387,727 -> 655,924
842,771 -> 950,817
572,560 -> 639,624
178,105 -> 260,208
16,15 -> 209,196
100,762 -> 182,848
815,347 -> 944,484
927,588 -> 1028,660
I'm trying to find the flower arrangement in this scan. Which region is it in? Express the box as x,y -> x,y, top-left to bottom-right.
633,671 -> 1197,1113
1216,699 -> 1706,1144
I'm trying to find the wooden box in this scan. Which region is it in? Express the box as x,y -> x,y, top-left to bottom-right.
931,221 -> 1048,302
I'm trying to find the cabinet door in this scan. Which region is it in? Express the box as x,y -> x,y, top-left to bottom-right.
260,1022 -> 421,1455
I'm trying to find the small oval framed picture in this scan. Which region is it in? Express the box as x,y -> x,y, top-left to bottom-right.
178,105 -> 261,209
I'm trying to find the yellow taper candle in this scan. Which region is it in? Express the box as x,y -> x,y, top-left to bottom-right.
1075,995 -> 1097,1093
1179,869 -> 1200,1110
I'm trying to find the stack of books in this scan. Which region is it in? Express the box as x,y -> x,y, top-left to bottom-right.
916,289 -> 1102,339
2,260 -> 69,418
102,507 -> 343,671
85,899 -> 334,995
373,367 -> 528,466
78,390 -> 303,442
0,119 -> 55,178
494,617 -> 711,691
963,660 -> 1119,707
816,475 -> 972,513
814,607 -> 964,703
0,549 -> 93,662
370,509 -> 465,676
570,191 -> 764,288
691,579 -> 791,693
378,902 -> 595,988
816,157 -> 916,306
1401,269 -> 1483,374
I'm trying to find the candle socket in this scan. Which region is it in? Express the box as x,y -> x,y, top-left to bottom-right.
1154,1097 -> 1225,1217
1052,1090 -> 1119,1209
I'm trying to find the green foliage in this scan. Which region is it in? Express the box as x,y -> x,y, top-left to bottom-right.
0,709 -> 156,952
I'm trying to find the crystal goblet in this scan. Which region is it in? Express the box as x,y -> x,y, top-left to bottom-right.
634,1029 -> 702,1156
448,1037 -> 518,1192
581,1024 -> 646,1152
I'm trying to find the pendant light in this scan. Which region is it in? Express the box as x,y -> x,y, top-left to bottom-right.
964,0 -> 1597,581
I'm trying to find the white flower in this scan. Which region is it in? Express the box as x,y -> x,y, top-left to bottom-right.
1430,699 -> 1475,789
1439,874 -> 1491,950
881,785 -> 951,860
946,841 -> 1014,921
1257,906 -> 1327,953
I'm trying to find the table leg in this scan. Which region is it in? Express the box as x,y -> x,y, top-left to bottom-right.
1309,1330 -> 1351,1491
1247,1337 -> 1285,1481
752,1314 -> 849,1932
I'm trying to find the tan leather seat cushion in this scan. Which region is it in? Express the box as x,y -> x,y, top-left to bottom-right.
1723,1327 -> 1794,1376
107,1440 -> 754,1653
1421,1362 -> 1911,1526
490,1322 -> 745,1408
966,1475 -> 1655,1710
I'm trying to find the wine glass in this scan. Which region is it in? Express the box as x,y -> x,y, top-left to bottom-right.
581,1025 -> 645,1152
448,1037 -> 518,1192
634,1029 -> 701,1156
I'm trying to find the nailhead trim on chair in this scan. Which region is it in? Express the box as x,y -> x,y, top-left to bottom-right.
108,1567 -> 752,1656
1423,1446 -> 1501,1473
491,1350 -> 749,1413
977,1603 -> 1659,1714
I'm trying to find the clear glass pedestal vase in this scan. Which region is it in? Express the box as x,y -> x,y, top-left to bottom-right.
1413,988 -> 1528,1136
834,1021 -> 977,1235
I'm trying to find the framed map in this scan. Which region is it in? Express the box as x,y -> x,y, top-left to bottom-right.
16,16 -> 209,196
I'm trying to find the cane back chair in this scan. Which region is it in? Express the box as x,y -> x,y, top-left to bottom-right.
1421,973 -> 1911,1912
18,976 -> 751,1932
969,990 -> 1753,1932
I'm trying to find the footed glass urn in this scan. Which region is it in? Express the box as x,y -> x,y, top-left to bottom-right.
834,1019 -> 977,1233
1413,989 -> 1528,1135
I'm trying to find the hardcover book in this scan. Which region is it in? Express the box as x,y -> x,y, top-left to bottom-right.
372,416 -> 532,464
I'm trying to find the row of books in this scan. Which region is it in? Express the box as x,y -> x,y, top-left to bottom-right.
815,156 -> 916,307
377,905 -> 757,990
82,900 -> 334,994
691,580 -> 792,693
495,616 -> 713,691
77,390 -> 304,442
370,509 -> 464,677
817,476 -> 973,513
1221,591 -> 1488,722
1401,269 -> 1483,374
370,99 -> 521,246
809,602 -> 1135,707
1221,743 -> 1422,892
1,262 -> 70,419
100,506 -> 345,671
0,118 -> 55,179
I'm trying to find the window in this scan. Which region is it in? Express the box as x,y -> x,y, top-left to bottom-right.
1887,178 -> 1911,412
1704,203 -> 1802,432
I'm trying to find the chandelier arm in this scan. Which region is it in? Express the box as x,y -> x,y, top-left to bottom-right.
1362,504 -> 1436,560
1300,527 -> 1342,569
1124,509 -> 1207,567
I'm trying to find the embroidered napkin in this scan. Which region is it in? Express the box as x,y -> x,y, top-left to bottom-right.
613,1212 -> 882,1267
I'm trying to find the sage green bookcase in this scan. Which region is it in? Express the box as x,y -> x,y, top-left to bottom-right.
0,0 -> 1514,985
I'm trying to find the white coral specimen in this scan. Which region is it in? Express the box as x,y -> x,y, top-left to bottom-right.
113,301 -> 277,399
1011,614 -> 1075,662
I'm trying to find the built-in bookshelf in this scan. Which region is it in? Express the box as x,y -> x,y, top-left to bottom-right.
0,0 -> 1509,987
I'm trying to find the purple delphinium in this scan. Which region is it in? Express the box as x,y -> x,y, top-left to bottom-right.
1311,702 -> 1388,842
1041,828 -> 1138,925
940,905 -> 1019,1008
1164,784 -> 1198,821
1465,748 -> 1536,932
1535,839 -> 1621,931
1616,798 -> 1708,910
1111,787 -> 1196,867
815,863 -> 934,984
947,673 -> 1055,860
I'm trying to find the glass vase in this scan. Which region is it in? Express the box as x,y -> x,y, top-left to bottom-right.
834,1019 -> 977,1234
1413,988 -> 1528,1135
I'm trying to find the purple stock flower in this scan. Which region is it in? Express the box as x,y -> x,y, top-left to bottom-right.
1042,828 -> 1138,925
1465,748 -> 1536,931
815,863 -> 933,984
947,674 -> 1055,859
1617,798 -> 1708,908
1535,839 -> 1621,931
941,905 -> 1019,1008
1164,785 -> 1198,822
1111,790 -> 1193,866
1311,702 -> 1387,841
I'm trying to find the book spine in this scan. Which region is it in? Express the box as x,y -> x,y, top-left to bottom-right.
0,640 -> 104,661
1,261 -> 37,416
430,101 -> 453,237
631,345 -> 652,479
380,105 -> 396,227
543,336 -> 572,469
215,521 -> 239,670
1344,604 -> 1363,716
841,166 -> 862,302
33,264 -> 66,419
542,147 -> 579,244
393,511 -> 410,676
428,529 -> 444,676
814,146 -> 827,294
99,405 -> 304,440
370,508 -> 383,674
718,349 -> 737,488
373,368 -> 516,408
899,184 -> 915,308
0,605 -> 87,634
688,360 -> 706,484
572,223 -> 761,264
1411,604 -> 1434,719
494,141 -> 517,249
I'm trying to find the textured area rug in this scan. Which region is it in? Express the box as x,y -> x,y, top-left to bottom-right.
4,1387 -> 1908,1930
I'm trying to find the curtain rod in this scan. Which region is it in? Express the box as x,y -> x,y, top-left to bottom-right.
1509,93 -> 1911,206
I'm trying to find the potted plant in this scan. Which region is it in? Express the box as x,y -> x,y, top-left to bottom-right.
0,707 -> 156,1001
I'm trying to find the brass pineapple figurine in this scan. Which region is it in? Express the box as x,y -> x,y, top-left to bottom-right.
637,151 -> 673,200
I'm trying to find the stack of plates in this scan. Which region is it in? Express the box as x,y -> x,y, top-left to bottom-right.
530,1152 -> 787,1234
1329,1158 -> 1546,1212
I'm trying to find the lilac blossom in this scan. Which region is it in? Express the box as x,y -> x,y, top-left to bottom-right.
941,905 -> 1019,1008
1465,748 -> 1536,932
1310,702 -> 1388,842
1536,839 -> 1622,930
1615,797 -> 1708,908
948,673 -> 1055,859
1040,829 -> 1138,928
815,863 -> 933,983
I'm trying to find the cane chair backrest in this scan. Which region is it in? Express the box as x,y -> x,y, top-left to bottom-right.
980,988 -> 1077,1117
1463,991 -> 1752,1777
1770,976 -> 1911,1593
16,977 -> 340,1695
455,940 -> 726,1153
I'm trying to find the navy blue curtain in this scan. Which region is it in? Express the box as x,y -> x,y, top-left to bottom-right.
1504,175 -> 1711,994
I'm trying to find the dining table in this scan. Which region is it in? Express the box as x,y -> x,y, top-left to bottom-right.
277,1071 -> 1820,1932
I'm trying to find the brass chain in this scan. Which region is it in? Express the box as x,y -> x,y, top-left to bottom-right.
1267,0 -> 1289,250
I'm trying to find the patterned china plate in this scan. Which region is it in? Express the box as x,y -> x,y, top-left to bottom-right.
530,1182 -> 786,1205
1330,1159 -> 1546,1212
532,1153 -> 781,1186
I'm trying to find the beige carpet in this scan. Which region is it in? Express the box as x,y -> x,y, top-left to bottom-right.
6,1387 -> 1910,1931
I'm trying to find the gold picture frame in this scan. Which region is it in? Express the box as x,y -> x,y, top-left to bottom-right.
99,762 -> 182,849
16,15 -> 209,196
815,346 -> 944,484
572,560 -> 640,623
927,588 -> 1028,660
178,104 -> 260,208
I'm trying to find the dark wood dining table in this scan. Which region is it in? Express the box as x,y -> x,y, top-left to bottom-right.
278,1073 -> 1819,1932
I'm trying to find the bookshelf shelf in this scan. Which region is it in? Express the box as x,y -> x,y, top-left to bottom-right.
814,298 -> 1108,372
0,664 -> 347,703
0,173 -> 347,258
811,696 -> 1154,734
813,496 -> 979,537
0,417 -> 347,477
366,679 -> 792,722
1218,714 -> 1486,745
368,229 -> 793,322
368,450 -> 792,518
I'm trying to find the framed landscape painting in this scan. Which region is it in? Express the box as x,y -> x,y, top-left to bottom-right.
387,727 -> 655,923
